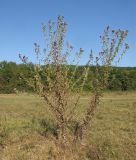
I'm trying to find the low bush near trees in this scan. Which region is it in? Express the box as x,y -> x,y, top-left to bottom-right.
19,16 -> 129,159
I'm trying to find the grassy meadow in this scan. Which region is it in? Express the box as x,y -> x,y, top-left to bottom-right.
0,92 -> 136,160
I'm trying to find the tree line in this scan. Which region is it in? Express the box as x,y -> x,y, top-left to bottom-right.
0,61 -> 136,93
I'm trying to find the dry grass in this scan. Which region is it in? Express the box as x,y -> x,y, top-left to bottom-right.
0,92 -> 136,159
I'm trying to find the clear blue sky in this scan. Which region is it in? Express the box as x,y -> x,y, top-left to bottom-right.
0,0 -> 136,66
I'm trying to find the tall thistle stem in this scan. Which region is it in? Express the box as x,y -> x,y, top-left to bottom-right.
19,16 -> 129,155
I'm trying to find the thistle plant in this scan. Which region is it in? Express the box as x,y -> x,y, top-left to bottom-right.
19,16 -> 129,159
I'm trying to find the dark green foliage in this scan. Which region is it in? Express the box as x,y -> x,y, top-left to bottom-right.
0,61 -> 136,93
107,67 -> 136,91
0,61 -> 34,93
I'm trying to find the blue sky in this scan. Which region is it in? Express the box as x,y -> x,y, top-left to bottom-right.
0,0 -> 136,66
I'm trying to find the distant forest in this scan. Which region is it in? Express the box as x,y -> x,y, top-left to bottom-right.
0,61 -> 136,93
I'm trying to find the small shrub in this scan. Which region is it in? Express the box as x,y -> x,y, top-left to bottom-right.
20,16 -> 129,159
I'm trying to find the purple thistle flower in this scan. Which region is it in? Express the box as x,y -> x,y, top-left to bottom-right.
19,53 -> 21,59
19,53 -> 28,63
107,26 -> 109,30
22,56 -> 28,63
54,41 -> 57,46
34,43 -> 37,46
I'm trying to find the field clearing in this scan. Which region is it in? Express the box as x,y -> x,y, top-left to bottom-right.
0,92 -> 136,160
